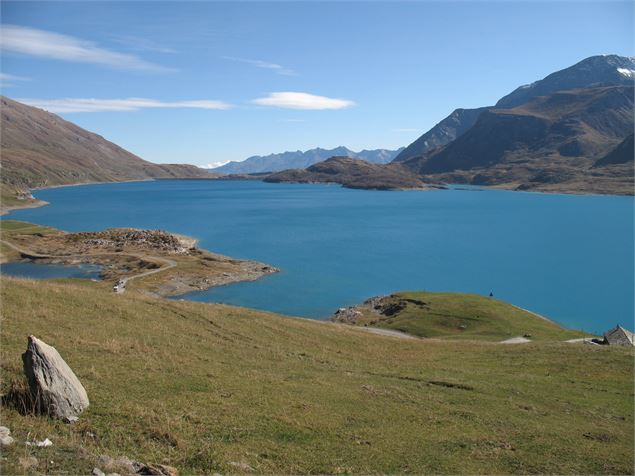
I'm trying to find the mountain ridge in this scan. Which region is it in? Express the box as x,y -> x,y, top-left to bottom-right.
393,54 -> 635,163
211,146 -> 404,174
401,85 -> 634,194
0,96 -> 211,205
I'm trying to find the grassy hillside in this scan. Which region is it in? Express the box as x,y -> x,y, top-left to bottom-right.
0,96 -> 210,209
0,220 -> 59,262
333,291 -> 590,341
1,278 -> 633,474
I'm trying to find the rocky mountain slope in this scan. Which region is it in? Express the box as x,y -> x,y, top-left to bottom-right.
393,108 -> 487,162
393,54 -> 635,163
211,146 -> 404,174
264,156 -> 438,190
594,133 -> 634,167
0,96 -> 210,196
495,54 -> 635,108
401,85 -> 633,194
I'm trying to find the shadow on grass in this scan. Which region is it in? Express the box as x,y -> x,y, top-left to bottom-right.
1,376 -> 41,416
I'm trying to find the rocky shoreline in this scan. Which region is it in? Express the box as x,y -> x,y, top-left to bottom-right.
1,223 -> 279,298
331,294 -> 420,325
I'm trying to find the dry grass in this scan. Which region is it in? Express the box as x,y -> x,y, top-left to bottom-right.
0,277 -> 633,474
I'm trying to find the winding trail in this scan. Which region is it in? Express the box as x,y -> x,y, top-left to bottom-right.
117,256 -> 176,290
355,327 -> 419,340
0,238 -> 176,292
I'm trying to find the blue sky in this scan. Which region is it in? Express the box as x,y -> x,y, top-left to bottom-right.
1,1 -> 633,167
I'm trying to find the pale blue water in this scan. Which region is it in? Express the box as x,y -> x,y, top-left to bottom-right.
1,261 -> 102,280
5,180 -> 634,334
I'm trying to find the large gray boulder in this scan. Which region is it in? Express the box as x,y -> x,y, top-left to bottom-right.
22,335 -> 89,419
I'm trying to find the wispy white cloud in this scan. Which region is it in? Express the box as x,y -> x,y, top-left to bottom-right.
0,72 -> 30,82
18,97 -> 233,113
223,56 -> 296,76
0,72 -> 30,87
253,92 -> 355,110
0,25 -> 173,72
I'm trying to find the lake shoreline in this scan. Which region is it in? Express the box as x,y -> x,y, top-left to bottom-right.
4,179 -> 632,334
2,176 -> 633,220
0,220 -> 279,298
0,198 -> 49,216
1,179 -> 156,216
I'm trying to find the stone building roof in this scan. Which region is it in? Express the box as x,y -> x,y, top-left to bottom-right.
603,325 -> 635,346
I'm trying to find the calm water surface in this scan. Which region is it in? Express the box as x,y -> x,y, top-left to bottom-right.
1,261 -> 102,280
5,180 -> 634,333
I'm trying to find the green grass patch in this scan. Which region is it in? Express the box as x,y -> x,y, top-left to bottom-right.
0,220 -> 61,262
350,291 -> 590,341
0,278 -> 632,474
0,220 -> 58,236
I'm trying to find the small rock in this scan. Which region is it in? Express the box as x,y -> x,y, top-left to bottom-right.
114,457 -> 136,474
0,426 -> 10,437
64,415 -> 79,424
92,468 -> 106,476
106,473 -> 121,476
134,463 -> 179,476
22,335 -> 89,420
26,438 -> 53,447
0,435 -> 15,446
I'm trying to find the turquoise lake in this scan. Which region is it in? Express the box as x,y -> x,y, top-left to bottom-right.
5,180 -> 634,334
0,261 -> 102,280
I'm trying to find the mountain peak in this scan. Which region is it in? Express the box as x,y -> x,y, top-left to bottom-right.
496,54 -> 635,108
394,54 -> 635,163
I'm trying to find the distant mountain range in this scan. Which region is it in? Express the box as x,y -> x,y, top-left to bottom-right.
269,55 -> 634,194
0,96 -> 210,204
210,146 -> 404,174
1,55 -> 632,202
265,156 -> 439,190
393,54 -> 635,163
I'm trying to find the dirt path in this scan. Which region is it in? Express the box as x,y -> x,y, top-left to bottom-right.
323,320 -> 419,340
117,256 -> 176,289
356,327 -> 419,340
1,238 -> 53,259
0,238 -> 176,292
499,336 -> 532,344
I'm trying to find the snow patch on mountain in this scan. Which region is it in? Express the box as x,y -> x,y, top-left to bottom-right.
617,67 -> 635,78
